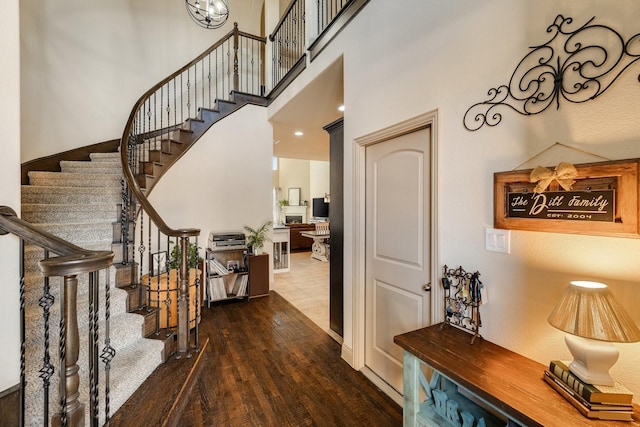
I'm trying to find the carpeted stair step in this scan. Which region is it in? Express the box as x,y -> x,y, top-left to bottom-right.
31,222 -> 113,246
89,152 -> 121,162
59,160 -> 122,174
21,203 -> 118,224
24,313 -> 165,427
98,337 -> 165,423
27,171 -> 122,187
21,185 -> 121,204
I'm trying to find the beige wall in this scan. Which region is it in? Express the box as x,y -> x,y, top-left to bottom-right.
14,0 -> 640,401
149,104 -> 273,243
0,0 -> 22,392
19,0 -> 266,162
278,158 -> 329,209
269,0 -> 640,397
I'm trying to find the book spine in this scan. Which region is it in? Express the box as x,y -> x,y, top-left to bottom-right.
544,371 -> 590,409
549,360 -> 591,401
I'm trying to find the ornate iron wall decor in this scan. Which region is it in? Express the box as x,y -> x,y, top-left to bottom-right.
463,15 -> 640,131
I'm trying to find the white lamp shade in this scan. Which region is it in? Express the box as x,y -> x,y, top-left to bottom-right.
548,281 -> 640,343
548,281 -> 640,386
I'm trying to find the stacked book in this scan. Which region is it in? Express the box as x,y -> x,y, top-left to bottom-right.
208,276 -> 227,301
231,275 -> 248,297
543,360 -> 635,421
208,258 -> 230,276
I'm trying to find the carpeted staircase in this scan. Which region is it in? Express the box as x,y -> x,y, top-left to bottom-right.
21,152 -> 165,425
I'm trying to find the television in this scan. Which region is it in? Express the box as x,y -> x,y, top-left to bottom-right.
312,197 -> 329,219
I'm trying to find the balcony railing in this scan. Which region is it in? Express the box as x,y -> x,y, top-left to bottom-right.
269,0 -> 306,90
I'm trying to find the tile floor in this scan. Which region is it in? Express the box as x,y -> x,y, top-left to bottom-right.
273,250 -> 330,331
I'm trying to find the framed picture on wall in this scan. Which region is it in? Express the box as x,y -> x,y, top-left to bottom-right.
288,187 -> 301,206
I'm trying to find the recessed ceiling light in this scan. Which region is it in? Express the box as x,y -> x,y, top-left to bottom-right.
338,105 -> 345,112
294,131 -> 304,136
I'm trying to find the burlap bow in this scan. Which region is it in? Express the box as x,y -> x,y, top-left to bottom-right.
530,162 -> 578,194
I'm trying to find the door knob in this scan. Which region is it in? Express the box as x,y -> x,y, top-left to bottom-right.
423,283 -> 432,292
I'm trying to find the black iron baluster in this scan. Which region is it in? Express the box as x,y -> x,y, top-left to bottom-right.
165,235 -> 172,338
88,271 -> 99,426
139,211 -> 146,311
39,250 -> 54,427
19,239 -> 25,427
57,276 -> 67,427
100,266 -> 115,425
193,236 -> 200,353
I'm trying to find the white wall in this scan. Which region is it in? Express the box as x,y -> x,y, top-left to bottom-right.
0,0 -> 22,392
149,104 -> 273,259
19,0 -> 265,162
279,158 -> 311,206
269,0 -> 640,397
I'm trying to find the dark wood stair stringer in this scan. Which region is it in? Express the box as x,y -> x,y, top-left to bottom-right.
135,92 -> 267,194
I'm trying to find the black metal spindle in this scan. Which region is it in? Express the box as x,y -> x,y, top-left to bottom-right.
88,271 -> 99,426
165,235 -> 171,338
57,276 -> 67,427
101,266 -> 115,425
19,239 -> 25,427
193,236 -> 200,352
38,250 -> 54,427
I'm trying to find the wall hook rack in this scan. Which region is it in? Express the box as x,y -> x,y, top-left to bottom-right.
463,15 -> 640,131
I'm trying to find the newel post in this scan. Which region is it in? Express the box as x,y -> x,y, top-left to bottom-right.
52,275 -> 85,427
177,237 -> 190,356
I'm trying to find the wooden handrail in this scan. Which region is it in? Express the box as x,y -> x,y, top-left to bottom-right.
0,206 -> 113,275
269,0 -> 304,42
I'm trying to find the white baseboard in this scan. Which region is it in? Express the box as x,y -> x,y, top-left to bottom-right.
341,343 -> 354,366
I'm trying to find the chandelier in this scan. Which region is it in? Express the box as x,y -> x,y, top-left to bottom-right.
185,0 -> 229,29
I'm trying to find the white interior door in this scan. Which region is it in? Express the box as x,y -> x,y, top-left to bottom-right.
364,126 -> 431,394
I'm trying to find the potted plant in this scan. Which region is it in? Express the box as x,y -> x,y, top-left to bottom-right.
244,221 -> 272,254
168,240 -> 203,270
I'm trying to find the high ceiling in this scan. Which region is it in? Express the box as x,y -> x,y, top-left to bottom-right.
270,58 -> 344,161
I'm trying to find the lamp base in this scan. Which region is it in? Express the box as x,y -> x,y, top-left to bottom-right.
565,334 -> 618,386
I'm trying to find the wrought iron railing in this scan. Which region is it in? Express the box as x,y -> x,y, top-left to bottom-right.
119,23 -> 266,358
317,0 -> 350,34
0,206 -> 114,427
269,0 -> 306,89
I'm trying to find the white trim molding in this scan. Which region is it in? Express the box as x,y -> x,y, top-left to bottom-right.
350,110 -> 441,379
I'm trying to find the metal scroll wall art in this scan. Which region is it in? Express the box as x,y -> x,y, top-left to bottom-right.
463,15 -> 640,131
440,265 -> 483,344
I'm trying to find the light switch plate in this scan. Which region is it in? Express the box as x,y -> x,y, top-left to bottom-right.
485,227 -> 510,254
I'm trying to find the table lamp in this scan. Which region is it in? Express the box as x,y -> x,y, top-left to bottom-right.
547,281 -> 640,386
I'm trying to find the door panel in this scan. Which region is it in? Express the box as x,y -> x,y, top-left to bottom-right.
365,127 -> 431,394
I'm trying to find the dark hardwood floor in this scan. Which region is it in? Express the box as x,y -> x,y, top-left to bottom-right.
110,292 -> 402,426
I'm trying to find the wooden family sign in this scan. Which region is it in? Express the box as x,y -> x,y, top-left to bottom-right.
494,159 -> 640,238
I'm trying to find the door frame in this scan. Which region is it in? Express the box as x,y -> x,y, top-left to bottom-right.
350,110 -> 441,402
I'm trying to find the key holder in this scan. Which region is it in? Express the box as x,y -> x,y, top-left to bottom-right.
440,265 -> 483,344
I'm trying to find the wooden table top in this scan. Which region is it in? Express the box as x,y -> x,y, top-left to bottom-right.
394,324 -> 640,427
